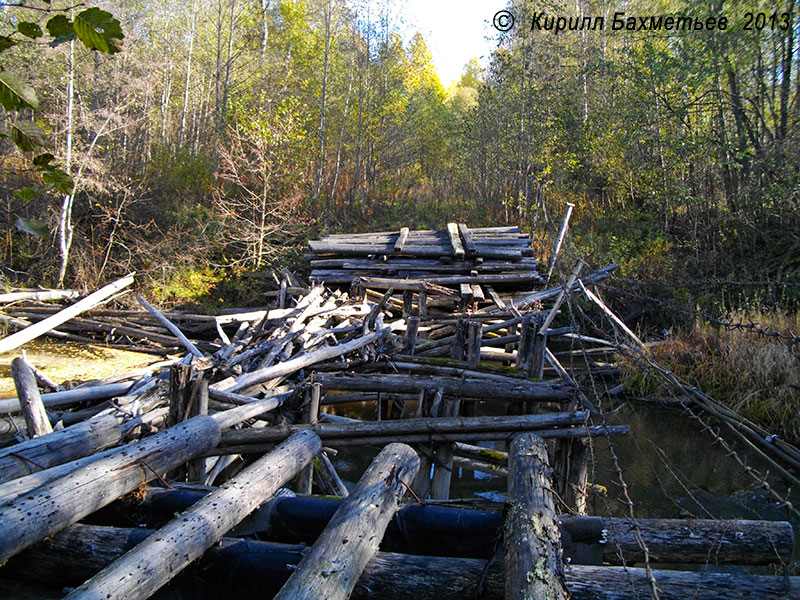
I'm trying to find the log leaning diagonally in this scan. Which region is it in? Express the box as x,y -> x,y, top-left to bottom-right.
0,274 -> 135,354
0,404 -> 267,564
64,430 -> 321,600
273,443 -> 420,600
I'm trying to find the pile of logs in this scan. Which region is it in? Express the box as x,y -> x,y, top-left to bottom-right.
307,224 -> 542,289
0,224 -> 796,599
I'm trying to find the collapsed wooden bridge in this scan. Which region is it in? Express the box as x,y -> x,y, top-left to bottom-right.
0,224 -> 797,599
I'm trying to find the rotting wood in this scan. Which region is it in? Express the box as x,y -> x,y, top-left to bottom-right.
273,443 -> 420,600
394,227 -> 410,252
457,223 -> 477,256
505,433 -> 566,600
63,430 -> 320,600
544,202 -> 574,284
447,222 -> 465,259
11,357 -> 53,438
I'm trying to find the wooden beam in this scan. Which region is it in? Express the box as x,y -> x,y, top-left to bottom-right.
457,223 -> 477,256
393,227 -> 410,252
447,222 -> 466,259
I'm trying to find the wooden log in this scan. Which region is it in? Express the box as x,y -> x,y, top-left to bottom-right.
213,426 -> 629,454
505,433 -> 566,600
295,383 -> 321,494
273,443 -> 420,600
132,493 -> 796,566
0,414 -> 121,484
221,411 -> 588,446
9,524 -> 798,600
544,202 -> 574,284
11,357 -> 52,438
220,327 -> 390,393
0,381 -> 136,415
63,430 -> 320,600
404,316 -> 420,355
135,295 -> 204,357
0,275 -> 135,354
394,227 -> 410,252
0,289 -> 81,303
515,264 -> 617,309
313,372 -> 572,401
0,416 -> 219,564
187,379 -> 209,482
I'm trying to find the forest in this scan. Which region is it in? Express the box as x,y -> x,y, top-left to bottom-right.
0,0 -> 798,309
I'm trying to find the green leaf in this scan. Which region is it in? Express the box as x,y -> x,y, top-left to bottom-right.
41,167 -> 74,194
10,121 -> 45,152
46,15 -> 76,47
33,153 -> 56,167
0,71 -> 38,110
0,36 -> 17,52
17,22 -> 43,39
13,187 -> 42,203
15,217 -> 49,238
73,8 -> 123,54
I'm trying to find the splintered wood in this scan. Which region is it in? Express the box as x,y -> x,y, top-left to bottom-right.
0,225 -> 796,600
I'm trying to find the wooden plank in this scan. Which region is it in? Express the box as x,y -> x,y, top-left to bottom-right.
505,433 -> 566,600
447,222 -> 466,258
273,443 -> 419,600
544,202 -> 575,284
393,227 -> 410,252
457,223 -> 477,256
63,431 -> 320,600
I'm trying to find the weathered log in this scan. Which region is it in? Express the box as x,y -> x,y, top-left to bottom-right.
125,492 -> 799,566
273,443 -> 420,600
213,426 -> 630,454
0,402 -> 266,564
63,430 -> 320,600
0,274 -> 135,354
220,411 -> 588,446
0,381 -> 135,415
313,372 -> 572,401
220,327 -> 390,393
313,451 -> 349,497
578,281 -> 646,350
393,227 -> 409,252
11,357 -> 52,438
0,289 -> 81,303
458,223 -> 478,256
6,524 -> 798,600
135,295 -> 204,357
0,414 -> 121,484
544,202 -> 574,284
505,433 -> 566,600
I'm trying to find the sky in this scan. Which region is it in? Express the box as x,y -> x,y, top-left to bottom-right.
402,0 -> 509,86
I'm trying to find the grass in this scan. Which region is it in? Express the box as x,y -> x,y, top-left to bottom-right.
623,309 -> 800,444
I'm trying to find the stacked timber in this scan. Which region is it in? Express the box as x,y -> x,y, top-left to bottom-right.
307,224 -> 542,290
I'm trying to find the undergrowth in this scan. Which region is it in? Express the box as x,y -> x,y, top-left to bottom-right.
623,310 -> 800,444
